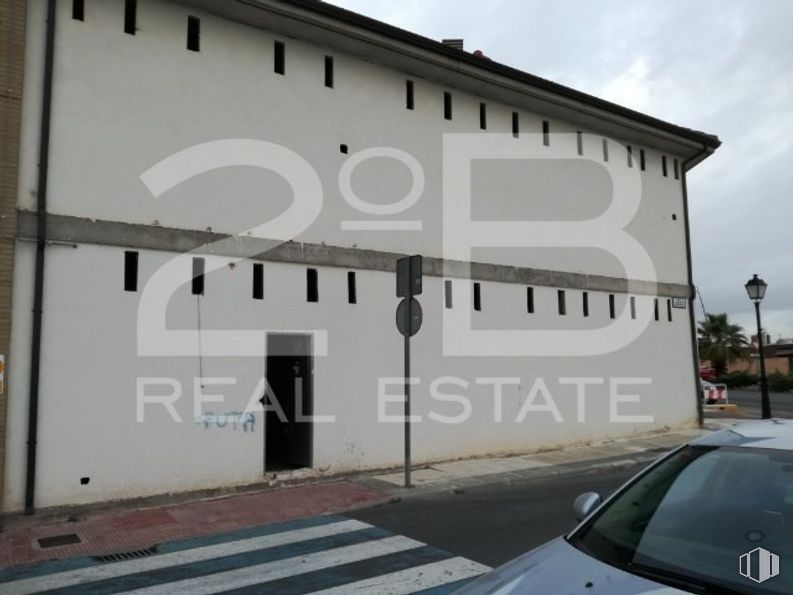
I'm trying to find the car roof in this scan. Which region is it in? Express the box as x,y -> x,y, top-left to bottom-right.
691,419 -> 793,450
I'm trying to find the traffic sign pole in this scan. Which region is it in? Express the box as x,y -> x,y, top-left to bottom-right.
395,255 -> 422,489
404,317 -> 411,488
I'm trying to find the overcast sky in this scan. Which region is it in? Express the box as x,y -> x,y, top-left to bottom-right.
327,0 -> 793,341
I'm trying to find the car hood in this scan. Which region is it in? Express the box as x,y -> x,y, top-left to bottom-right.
455,538 -> 686,595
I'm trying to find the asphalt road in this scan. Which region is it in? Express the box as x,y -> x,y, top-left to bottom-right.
717,388 -> 793,418
349,461 -> 644,568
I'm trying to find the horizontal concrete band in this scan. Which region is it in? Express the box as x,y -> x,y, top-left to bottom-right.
16,210 -> 691,298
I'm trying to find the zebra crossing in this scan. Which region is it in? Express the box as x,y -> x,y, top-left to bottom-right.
0,515 -> 489,594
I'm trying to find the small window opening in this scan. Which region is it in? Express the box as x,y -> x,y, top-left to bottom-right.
630,296 -> 637,319
406,80 -> 414,110
640,149 -> 646,171
609,294 -> 616,319
673,158 -> 680,180
512,112 -> 519,138
577,131 -> 583,155
526,287 -> 534,314
124,0 -> 136,35
662,155 -> 668,177
72,0 -> 84,21
557,290 -> 566,316
191,257 -> 205,295
602,138 -> 609,162
627,145 -> 633,168
347,271 -> 357,304
274,41 -> 285,75
124,251 -> 138,292
307,268 -> 318,302
582,291 -> 589,317
252,263 -> 264,300
444,92 -> 452,120
444,280 -> 453,309
479,102 -> 487,130
340,144 -> 348,154
186,16 -> 200,52
324,55 -> 334,88
654,298 -> 659,321
473,282 -> 481,311
667,298 -> 673,322
542,120 -> 550,146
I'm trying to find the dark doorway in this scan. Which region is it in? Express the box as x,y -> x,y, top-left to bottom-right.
264,334 -> 313,471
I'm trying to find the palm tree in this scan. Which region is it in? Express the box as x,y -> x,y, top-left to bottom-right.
697,313 -> 748,375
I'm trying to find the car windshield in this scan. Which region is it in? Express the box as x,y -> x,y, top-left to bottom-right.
571,445 -> 793,594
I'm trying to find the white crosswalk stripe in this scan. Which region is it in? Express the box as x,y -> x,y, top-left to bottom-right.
0,516 -> 490,594
0,520 -> 368,595
127,535 -> 424,595
305,557 -> 491,594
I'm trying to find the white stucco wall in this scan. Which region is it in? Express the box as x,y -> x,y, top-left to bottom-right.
17,0 -> 690,282
4,242 -> 697,511
3,0 -> 701,511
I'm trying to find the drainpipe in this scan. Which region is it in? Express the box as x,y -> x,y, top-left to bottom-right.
25,0 -> 57,515
681,144 -> 714,429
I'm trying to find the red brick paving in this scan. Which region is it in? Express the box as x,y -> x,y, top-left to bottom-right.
0,481 -> 386,569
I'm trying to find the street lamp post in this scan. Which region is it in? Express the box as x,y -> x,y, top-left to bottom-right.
745,274 -> 771,419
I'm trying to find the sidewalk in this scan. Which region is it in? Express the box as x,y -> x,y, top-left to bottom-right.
0,419 -> 742,570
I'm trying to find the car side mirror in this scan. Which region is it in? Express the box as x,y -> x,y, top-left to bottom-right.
573,491 -> 602,522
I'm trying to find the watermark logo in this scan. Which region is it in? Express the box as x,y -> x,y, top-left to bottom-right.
739,547 -> 780,583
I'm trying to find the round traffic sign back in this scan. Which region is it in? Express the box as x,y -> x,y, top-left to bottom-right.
396,297 -> 423,337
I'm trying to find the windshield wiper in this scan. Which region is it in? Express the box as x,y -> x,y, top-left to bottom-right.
626,561 -> 746,595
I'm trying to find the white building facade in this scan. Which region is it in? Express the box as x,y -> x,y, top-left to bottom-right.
0,0 -> 720,513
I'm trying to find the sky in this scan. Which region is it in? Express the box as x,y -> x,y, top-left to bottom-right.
326,0 -> 793,342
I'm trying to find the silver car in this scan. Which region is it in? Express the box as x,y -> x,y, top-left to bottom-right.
458,419 -> 793,594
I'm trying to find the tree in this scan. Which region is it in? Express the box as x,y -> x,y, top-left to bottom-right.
697,313 -> 748,375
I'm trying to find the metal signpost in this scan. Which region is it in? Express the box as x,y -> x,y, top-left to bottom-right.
396,255 -> 422,488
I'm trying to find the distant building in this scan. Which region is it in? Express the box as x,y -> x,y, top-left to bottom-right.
0,0 -> 719,512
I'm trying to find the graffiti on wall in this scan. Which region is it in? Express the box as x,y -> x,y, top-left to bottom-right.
195,411 -> 256,432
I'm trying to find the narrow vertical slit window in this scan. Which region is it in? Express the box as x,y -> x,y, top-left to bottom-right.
324,55 -> 334,88
444,92 -> 452,120
274,40 -> 285,75
473,282 -> 481,311
406,80 -> 414,110
306,268 -> 318,303
630,296 -> 637,319
667,299 -> 673,322
444,280 -> 453,309
252,263 -> 264,300
662,156 -> 668,177
674,158 -> 680,180
557,290 -> 566,316
627,145 -> 633,168
73,0 -> 84,21
347,271 -> 357,304
186,16 -> 200,52
124,0 -> 137,35
124,251 -> 138,292
602,138 -> 609,162
654,298 -> 659,321
577,131 -> 583,155
640,149 -> 646,171
582,291 -> 589,317
526,287 -> 534,314
609,294 -> 616,319
191,257 -> 205,295
512,112 -> 519,138
542,120 -> 550,146
479,102 -> 487,130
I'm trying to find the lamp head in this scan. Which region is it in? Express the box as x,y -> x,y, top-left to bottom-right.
745,274 -> 768,303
